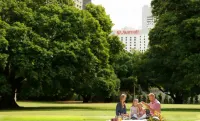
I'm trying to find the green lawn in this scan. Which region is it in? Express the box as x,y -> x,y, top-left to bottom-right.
0,102 -> 199,121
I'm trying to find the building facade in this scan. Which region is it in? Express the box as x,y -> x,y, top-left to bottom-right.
73,0 -> 83,9
142,5 -> 155,31
82,0 -> 91,9
73,0 -> 91,9
112,6 -> 154,53
112,28 -> 149,52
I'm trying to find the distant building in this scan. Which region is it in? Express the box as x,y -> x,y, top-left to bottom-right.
112,27 -> 149,53
142,5 -> 155,31
111,5 -> 155,53
73,0 -> 83,9
82,0 -> 91,9
73,0 -> 91,9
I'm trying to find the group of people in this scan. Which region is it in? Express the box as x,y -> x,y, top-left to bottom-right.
116,93 -> 161,120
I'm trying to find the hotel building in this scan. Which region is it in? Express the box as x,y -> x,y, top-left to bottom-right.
112,6 -> 155,52
112,28 -> 149,53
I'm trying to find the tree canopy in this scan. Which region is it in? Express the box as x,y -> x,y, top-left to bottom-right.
143,0 -> 200,104
0,0 -> 123,108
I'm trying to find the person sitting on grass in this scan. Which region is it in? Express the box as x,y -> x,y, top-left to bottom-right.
141,93 -> 161,119
137,103 -> 147,120
116,94 -> 129,117
130,99 -> 139,119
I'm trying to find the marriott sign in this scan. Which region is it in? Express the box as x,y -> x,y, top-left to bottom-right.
113,30 -> 140,35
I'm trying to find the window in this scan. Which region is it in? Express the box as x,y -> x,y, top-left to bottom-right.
121,37 -> 123,40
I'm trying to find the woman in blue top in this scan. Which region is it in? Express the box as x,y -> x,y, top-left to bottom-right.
116,94 -> 129,117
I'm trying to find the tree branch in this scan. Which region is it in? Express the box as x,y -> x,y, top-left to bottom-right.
148,80 -> 171,96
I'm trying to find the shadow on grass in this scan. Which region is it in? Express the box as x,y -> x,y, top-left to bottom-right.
162,108 -> 200,112
1,106 -> 200,112
0,106 -> 97,112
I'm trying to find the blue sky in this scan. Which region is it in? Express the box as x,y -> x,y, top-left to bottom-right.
93,0 -> 152,29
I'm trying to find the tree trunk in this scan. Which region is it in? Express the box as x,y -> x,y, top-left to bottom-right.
82,95 -> 91,103
0,94 -> 19,109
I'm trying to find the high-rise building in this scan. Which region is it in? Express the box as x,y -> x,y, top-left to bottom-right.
73,0 -> 83,9
111,5 -> 155,53
142,5 -> 155,31
82,0 -> 91,9
73,0 -> 91,9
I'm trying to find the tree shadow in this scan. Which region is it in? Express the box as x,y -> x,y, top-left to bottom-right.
0,106 -> 200,112
0,106 -> 99,112
162,108 -> 200,112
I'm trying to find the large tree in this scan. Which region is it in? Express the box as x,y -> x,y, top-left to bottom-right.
113,51 -> 144,94
0,0 -> 122,107
72,4 -> 121,103
144,0 -> 200,104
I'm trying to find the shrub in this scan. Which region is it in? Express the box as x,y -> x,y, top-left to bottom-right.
142,95 -> 147,102
138,95 -> 142,102
189,97 -> 194,104
169,98 -> 173,104
195,95 -> 199,104
164,95 -> 169,104
158,93 -> 162,103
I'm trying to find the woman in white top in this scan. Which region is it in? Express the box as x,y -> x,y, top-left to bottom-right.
130,99 -> 139,119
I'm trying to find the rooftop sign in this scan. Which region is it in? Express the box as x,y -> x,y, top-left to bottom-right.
114,30 -> 140,35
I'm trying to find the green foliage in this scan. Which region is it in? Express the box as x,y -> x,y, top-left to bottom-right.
142,95 -> 147,102
195,95 -> 199,104
164,95 -> 169,104
169,98 -> 173,104
143,0 -> 200,104
0,0 -> 122,107
138,95 -> 142,102
189,97 -> 194,104
85,4 -> 113,34
113,51 -> 143,93
107,35 -> 124,64
158,93 -> 162,103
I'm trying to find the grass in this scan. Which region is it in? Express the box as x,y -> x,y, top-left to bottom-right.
0,102 -> 199,121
